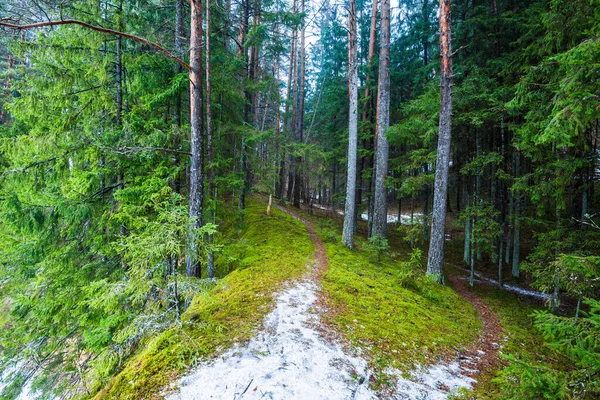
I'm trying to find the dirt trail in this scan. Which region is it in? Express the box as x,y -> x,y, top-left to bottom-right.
273,204 -> 329,276
283,202 -> 505,382
447,275 -> 504,381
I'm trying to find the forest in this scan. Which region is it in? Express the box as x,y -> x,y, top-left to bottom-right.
0,0 -> 599,399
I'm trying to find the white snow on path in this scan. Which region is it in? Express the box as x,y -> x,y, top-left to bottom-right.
166,279 -> 376,400
166,275 -> 478,400
389,360 -> 477,400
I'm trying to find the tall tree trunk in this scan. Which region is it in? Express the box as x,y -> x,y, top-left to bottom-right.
423,165 -> 430,241
371,0 -> 391,239
512,152 -> 521,279
186,0 -> 204,279
293,0 -> 305,208
343,0 -> 358,248
279,19 -> 297,199
238,0 -> 253,215
363,0 -> 378,236
476,130 -> 482,261
463,181 -> 471,265
426,0 -> 453,280
362,0 -> 378,122
206,0 -> 216,279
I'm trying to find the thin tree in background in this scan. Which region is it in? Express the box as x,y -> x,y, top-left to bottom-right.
427,0 -> 453,281
342,0 -> 358,248
371,0 -> 390,239
361,0 -> 378,234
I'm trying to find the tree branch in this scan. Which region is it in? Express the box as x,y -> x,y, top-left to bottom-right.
106,146 -> 192,156
0,19 -> 191,72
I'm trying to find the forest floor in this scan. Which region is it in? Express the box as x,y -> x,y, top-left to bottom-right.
166,204 -> 503,400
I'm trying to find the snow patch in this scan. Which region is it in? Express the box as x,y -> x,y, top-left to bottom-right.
167,280 -> 376,400
465,272 -> 553,301
167,276 -> 479,400
389,361 -> 476,400
360,212 -> 424,225
311,204 -> 425,225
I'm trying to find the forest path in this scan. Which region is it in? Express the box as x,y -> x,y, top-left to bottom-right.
166,204 -> 377,400
166,203 -> 499,399
446,274 -> 504,384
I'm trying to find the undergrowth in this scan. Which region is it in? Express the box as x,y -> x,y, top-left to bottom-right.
298,210 -> 482,390
92,198 -> 313,399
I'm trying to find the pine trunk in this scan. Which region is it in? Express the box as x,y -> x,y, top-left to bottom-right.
186,0 -> 204,279
206,0 -> 216,279
371,0 -> 391,239
342,0 -> 358,248
512,153 -> 521,279
426,0 -> 453,280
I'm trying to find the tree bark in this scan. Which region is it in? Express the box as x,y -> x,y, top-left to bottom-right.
0,54 -> 14,125
206,0 -> 216,279
361,0 -> 378,122
512,152 -> 521,278
371,0 -> 391,239
342,0 -> 358,248
426,0 -> 453,280
186,0 -> 204,279
292,0 -> 305,209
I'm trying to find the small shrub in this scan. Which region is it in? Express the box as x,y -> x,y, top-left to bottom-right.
365,235 -> 389,262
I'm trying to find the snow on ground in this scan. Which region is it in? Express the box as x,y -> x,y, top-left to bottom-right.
166,276 -> 477,400
390,361 -> 476,400
167,279 -> 376,400
311,203 -> 424,225
360,212 -> 424,225
467,271 -> 552,301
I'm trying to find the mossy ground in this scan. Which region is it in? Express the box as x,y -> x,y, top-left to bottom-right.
293,207 -> 482,390
93,199 -> 314,399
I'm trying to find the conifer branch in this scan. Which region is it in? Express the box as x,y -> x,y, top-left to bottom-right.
0,19 -> 191,71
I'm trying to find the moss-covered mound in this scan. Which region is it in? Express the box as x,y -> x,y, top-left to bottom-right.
304,212 -> 482,389
93,199 -> 314,399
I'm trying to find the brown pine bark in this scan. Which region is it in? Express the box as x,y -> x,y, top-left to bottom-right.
186,0 -> 205,278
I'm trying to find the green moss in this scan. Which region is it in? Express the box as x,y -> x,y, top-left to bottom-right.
93,199 -> 313,399
297,209 -> 482,389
